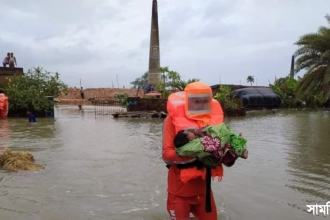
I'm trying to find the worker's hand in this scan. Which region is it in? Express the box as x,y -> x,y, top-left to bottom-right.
238,133 -> 248,159
242,149 -> 248,159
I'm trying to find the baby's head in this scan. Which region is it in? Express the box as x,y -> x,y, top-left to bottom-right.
174,129 -> 197,148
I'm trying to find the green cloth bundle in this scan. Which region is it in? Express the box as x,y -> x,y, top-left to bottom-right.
175,123 -> 247,167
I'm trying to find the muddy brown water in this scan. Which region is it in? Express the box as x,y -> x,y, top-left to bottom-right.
0,106 -> 329,220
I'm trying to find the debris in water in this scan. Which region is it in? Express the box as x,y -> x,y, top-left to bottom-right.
0,150 -> 44,171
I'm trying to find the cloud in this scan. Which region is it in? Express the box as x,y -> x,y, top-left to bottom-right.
0,0 -> 329,88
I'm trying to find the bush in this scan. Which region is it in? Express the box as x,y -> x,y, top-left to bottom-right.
4,67 -> 67,112
114,93 -> 128,107
270,76 -> 327,108
305,94 -> 328,109
270,77 -> 299,108
214,85 -> 243,109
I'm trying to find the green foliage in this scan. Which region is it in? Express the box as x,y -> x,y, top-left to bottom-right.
269,76 -> 300,108
269,84 -> 284,99
294,14 -> 330,100
130,72 -> 148,89
144,95 -> 158,99
4,67 -> 67,111
133,67 -> 199,95
269,76 -> 328,108
158,66 -> 200,91
171,78 -> 200,91
159,66 -> 179,92
214,85 -> 243,110
277,77 -> 298,98
246,75 -> 254,86
114,93 -> 128,107
304,94 -> 327,109
155,81 -> 171,98
162,90 -> 171,99
156,80 -> 166,97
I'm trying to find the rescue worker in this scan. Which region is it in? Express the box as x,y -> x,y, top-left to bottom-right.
163,82 -> 224,220
0,93 -> 9,120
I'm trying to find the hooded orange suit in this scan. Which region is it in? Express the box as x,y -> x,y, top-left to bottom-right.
163,82 -> 224,220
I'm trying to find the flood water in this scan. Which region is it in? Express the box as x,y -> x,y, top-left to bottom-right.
0,106 -> 330,220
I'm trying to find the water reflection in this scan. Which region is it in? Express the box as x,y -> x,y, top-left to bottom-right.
286,111 -> 330,203
0,120 -> 11,153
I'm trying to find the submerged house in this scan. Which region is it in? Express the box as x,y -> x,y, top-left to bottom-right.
232,87 -> 281,109
211,84 -> 281,109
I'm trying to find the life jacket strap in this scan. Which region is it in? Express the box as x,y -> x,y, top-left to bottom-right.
205,167 -> 212,213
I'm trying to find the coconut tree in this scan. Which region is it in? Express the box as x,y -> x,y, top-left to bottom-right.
246,75 -> 254,86
172,78 -> 200,91
158,66 -> 200,91
294,14 -> 330,99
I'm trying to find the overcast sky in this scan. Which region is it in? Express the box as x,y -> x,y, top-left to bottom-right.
1,0 -> 329,88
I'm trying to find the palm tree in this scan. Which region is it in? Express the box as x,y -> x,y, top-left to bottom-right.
246,75 -> 254,86
173,78 -> 200,91
294,14 -> 330,99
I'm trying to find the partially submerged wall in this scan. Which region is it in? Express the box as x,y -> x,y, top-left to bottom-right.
0,67 -> 24,89
127,97 -> 167,112
58,88 -> 144,105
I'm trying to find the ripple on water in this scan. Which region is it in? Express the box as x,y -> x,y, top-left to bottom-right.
1,108 -> 330,220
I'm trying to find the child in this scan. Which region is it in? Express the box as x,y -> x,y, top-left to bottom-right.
174,123 -> 248,168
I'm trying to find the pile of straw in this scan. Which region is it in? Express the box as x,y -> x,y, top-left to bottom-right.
0,150 -> 44,171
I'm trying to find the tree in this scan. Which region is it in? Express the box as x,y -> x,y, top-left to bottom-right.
214,85 -> 243,109
246,75 -> 254,86
130,72 -> 148,89
171,78 -> 200,91
5,67 -> 68,112
132,67 -> 199,97
158,66 -> 199,91
269,76 -> 300,108
294,14 -> 330,100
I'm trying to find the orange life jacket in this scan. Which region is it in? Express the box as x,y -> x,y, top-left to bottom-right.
167,83 -> 224,183
0,93 -> 9,119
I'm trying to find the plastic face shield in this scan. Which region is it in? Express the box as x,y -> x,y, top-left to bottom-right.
187,94 -> 212,115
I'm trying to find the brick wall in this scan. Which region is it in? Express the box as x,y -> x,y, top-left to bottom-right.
127,97 -> 167,112
84,88 -> 144,99
58,88 -> 144,104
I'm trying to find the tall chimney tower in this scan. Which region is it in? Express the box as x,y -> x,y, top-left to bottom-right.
290,55 -> 295,78
148,0 -> 161,86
